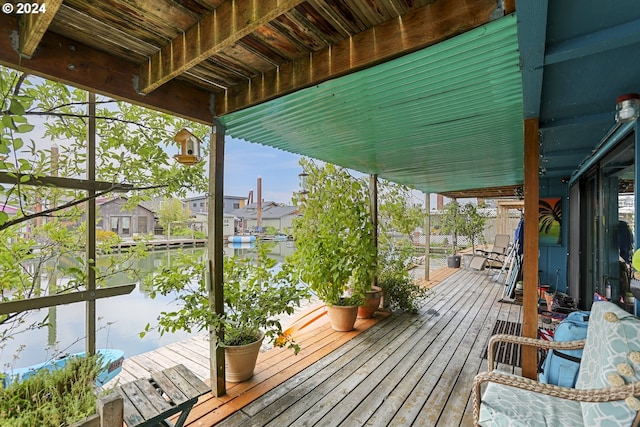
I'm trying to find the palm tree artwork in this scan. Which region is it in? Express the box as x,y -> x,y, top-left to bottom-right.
538,198 -> 562,245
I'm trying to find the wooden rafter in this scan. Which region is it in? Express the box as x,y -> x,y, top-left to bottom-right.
19,0 -> 62,58
1,0 -> 503,120
218,0 -> 501,115
138,0 -> 306,95
0,13 -> 214,124
440,185 -> 523,200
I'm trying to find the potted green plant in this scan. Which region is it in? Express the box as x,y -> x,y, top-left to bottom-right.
376,241 -> 429,313
143,244 -> 310,382
291,159 -> 376,331
459,202 -> 487,268
374,179 -> 428,314
439,200 -> 465,268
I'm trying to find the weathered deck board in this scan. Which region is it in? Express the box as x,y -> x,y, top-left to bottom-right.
105,266 -> 521,427
214,268 -> 522,426
322,273 -> 489,426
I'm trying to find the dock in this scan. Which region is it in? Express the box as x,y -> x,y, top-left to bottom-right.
107,266 -> 522,426
110,238 -> 208,252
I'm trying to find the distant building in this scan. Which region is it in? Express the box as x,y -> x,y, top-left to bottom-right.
97,197 -> 155,237
192,212 -> 236,238
184,195 -> 247,214
230,201 -> 298,234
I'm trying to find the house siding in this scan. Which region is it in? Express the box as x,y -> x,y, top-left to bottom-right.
98,199 -> 155,237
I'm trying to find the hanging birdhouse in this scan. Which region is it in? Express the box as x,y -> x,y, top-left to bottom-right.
173,128 -> 202,166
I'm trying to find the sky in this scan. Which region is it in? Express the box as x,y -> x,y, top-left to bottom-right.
221,137 -> 434,208
221,137 -> 302,204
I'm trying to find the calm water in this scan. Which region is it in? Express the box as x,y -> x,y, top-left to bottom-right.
0,241 -> 296,371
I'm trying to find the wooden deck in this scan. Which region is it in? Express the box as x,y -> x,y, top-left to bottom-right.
109,267 -> 523,426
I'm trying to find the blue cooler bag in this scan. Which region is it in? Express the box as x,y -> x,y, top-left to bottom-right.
539,310 -> 589,387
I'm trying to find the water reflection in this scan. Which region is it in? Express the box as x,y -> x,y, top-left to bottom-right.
0,241 -> 295,371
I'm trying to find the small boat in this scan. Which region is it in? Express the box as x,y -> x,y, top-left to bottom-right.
227,242 -> 255,249
274,234 -> 289,241
3,348 -> 124,388
228,235 -> 257,243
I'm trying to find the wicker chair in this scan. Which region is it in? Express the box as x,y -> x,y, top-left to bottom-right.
473,301 -> 640,426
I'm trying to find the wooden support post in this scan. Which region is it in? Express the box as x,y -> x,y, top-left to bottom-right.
424,193 -> 431,281
369,174 -> 378,286
208,120 -> 226,396
86,92 -> 96,357
98,393 -> 123,427
522,117 -> 540,379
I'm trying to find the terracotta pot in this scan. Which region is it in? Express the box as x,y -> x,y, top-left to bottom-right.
327,304 -> 359,332
357,285 -> 383,318
224,334 -> 264,382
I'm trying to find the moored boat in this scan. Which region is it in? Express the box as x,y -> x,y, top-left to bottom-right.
228,235 -> 257,243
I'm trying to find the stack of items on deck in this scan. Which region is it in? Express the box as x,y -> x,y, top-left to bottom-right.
539,289 -> 578,323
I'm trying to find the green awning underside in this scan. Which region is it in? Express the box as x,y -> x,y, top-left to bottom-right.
220,14 -> 523,195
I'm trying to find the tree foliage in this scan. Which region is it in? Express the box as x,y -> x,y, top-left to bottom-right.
438,200 -> 465,255
291,159 -> 376,306
157,197 -> 191,233
377,180 -> 423,240
0,65 -> 208,352
459,203 -> 487,252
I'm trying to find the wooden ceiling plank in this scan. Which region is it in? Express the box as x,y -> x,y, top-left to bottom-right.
220,0 -> 502,115
0,14 -> 215,124
139,0 -> 306,94
19,0 -> 63,58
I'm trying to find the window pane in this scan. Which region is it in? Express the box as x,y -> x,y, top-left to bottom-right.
122,217 -> 130,235
137,216 -> 147,233
110,217 -> 119,233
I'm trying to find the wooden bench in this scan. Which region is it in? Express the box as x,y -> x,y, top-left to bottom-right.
116,364 -> 209,427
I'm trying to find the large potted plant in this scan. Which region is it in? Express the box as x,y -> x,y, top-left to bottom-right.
439,200 -> 465,268
291,159 -> 376,331
143,244 -> 310,382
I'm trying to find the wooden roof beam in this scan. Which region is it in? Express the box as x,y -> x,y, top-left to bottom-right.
18,0 -> 62,58
137,0 -> 305,95
218,0 -> 504,115
0,13 -> 214,124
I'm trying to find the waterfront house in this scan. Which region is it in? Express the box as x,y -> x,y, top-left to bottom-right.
191,211 -> 236,239
230,202 -> 298,235
97,197 -> 155,238
3,0 -> 640,420
184,195 -> 247,214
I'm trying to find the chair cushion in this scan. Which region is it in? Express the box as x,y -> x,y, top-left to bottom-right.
576,301 -> 640,426
479,381 -> 583,426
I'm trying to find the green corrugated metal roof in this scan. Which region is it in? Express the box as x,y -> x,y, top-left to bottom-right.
220,15 -> 523,194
